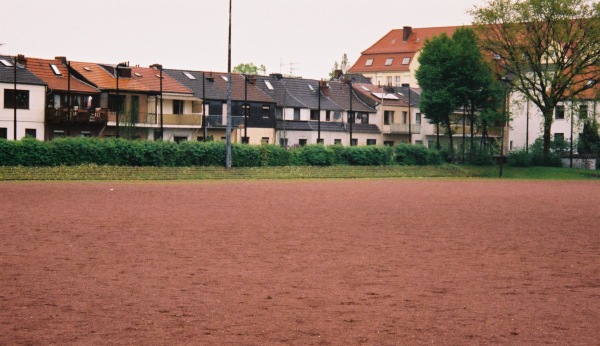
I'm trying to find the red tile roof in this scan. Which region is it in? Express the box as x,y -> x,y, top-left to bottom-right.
349,26 -> 467,74
130,66 -> 193,95
24,57 -> 99,94
69,61 -> 150,92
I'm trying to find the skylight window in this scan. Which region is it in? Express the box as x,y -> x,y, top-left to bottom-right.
221,75 -> 228,82
265,80 -> 274,90
134,72 -> 143,77
1,59 -> 14,67
308,84 -> 314,91
385,58 -> 394,66
183,71 -> 196,80
365,58 -> 373,66
50,64 -> 62,76
361,85 -> 370,91
83,66 -> 92,72
402,57 -> 411,65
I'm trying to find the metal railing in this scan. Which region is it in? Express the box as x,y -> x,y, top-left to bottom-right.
46,108 -> 108,123
388,123 -> 421,134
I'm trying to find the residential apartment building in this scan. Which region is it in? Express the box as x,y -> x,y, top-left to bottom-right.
349,25 -> 599,151
0,55 -> 46,140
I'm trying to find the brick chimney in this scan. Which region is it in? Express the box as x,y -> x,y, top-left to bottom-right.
55,56 -> 67,65
333,69 -> 343,80
319,80 -> 330,96
403,26 -> 413,42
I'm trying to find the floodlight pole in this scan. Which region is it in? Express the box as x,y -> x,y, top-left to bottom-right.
225,0 -> 232,168
13,56 -> 17,140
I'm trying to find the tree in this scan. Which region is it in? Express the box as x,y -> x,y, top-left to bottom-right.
416,34 -> 458,161
451,27 -> 502,162
329,53 -> 349,78
233,62 -> 266,75
578,118 -> 600,154
470,0 -> 600,156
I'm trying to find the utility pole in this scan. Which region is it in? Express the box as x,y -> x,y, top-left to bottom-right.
225,0 -> 233,168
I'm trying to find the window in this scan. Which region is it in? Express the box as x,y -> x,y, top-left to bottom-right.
402,57 -> 411,65
221,75 -> 228,82
326,110 -> 331,121
299,139 -> 307,146
579,104 -> 588,119
395,76 -> 401,86
209,101 -> 222,115
367,139 -> 376,145
554,133 -> 564,141
262,106 -> 271,118
1,128 -> 8,139
241,137 -> 249,144
415,140 -> 423,145
183,71 -> 196,80
265,80 -> 274,90
384,141 -> 394,146
293,108 -> 300,120
261,137 -> 269,144
385,58 -> 393,66
154,130 -> 163,141
173,100 -> 184,114
350,138 -> 358,146
402,111 -> 408,124
4,89 -> 30,109
25,129 -> 36,138
308,84 -> 314,91
384,110 -> 394,125
1,59 -> 13,67
359,113 -> 369,124
555,105 -> 565,119
317,138 -> 324,144
174,136 -> 188,143
50,64 -> 62,76
386,76 -> 392,86
310,109 -> 319,121
279,138 -> 288,146
416,113 -> 422,125
275,107 -> 283,119
80,131 -> 91,137
365,58 -> 373,66
108,95 -> 125,114
334,139 -> 342,145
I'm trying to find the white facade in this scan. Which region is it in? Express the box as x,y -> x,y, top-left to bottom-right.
0,82 -> 46,140
508,92 -> 600,151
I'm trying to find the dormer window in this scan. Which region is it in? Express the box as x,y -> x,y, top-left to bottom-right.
365,58 -> 373,66
385,58 -> 393,66
50,64 -> 62,76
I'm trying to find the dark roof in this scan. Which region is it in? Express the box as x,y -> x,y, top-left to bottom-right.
326,79 -> 377,113
0,55 -> 46,86
256,75 -> 341,110
164,69 -> 274,103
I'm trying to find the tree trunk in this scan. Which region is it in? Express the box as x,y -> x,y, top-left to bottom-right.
446,119 -> 455,162
542,109 -> 554,156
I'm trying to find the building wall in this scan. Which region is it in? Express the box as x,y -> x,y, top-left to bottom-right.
0,83 -> 46,140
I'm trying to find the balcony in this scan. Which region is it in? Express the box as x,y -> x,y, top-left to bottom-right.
162,113 -> 203,126
386,123 -> 421,134
46,108 -> 108,124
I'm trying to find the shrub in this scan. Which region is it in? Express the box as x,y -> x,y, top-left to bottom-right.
394,144 -> 442,166
294,145 -> 334,166
507,149 -> 532,167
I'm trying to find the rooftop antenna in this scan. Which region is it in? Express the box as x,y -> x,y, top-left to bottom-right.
280,59 -> 298,77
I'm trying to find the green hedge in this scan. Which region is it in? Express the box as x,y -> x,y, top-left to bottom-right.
0,138 -> 444,167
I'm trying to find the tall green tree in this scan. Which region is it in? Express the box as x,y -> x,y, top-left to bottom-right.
451,27 -> 502,162
416,34 -> 458,161
470,0 -> 600,156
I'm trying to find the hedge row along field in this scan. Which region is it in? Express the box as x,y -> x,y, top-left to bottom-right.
0,138 -> 443,167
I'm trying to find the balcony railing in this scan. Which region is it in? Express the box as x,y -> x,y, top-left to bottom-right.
205,115 -> 245,127
46,108 -> 108,124
387,123 -> 421,134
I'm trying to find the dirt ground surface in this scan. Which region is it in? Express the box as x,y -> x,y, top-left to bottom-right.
1,179 -> 599,345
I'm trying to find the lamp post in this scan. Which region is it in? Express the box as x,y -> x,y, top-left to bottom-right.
13,55 -> 17,140
202,72 -> 207,141
317,81 -> 322,143
225,0 -> 232,168
348,78 -> 354,146
115,62 -> 127,138
243,74 -> 248,143
150,64 -> 163,140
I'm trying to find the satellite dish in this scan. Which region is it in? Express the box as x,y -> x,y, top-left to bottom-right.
334,111 -> 342,120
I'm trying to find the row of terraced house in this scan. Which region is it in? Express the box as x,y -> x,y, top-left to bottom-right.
2,25 -> 599,150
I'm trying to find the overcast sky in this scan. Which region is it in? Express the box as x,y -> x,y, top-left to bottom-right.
1,0 -> 486,79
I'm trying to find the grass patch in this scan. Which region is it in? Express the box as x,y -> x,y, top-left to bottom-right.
0,164 -> 597,181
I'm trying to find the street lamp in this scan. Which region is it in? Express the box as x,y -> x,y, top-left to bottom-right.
243,74 -> 248,143
150,63 -> 163,141
347,78 -> 355,146
115,62 -> 127,138
225,0 -> 233,168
